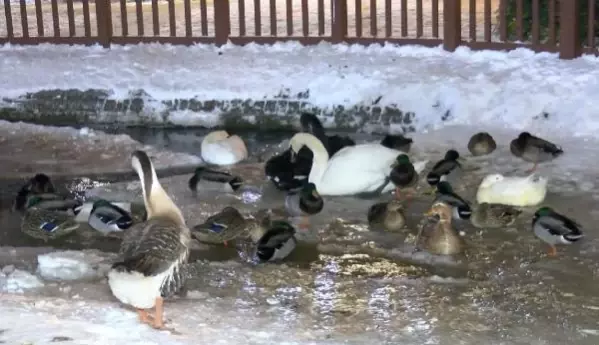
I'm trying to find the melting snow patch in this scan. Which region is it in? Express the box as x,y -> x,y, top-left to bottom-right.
37,250 -> 113,281
0,266 -> 44,293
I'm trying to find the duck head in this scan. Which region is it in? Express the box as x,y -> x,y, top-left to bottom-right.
424,202 -> 453,223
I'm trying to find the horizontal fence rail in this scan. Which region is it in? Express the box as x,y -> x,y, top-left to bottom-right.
0,0 -> 594,58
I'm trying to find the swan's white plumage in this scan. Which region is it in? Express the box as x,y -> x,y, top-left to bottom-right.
201,130 -> 248,165
476,173 -> 548,207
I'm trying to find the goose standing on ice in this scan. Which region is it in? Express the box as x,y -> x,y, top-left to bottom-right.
108,150 -> 190,330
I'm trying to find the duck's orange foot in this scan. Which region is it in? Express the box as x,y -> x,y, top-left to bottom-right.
223,240 -> 229,247
394,187 -> 401,200
525,163 -> 538,174
298,217 -> 311,230
547,245 -> 558,257
137,309 -> 154,326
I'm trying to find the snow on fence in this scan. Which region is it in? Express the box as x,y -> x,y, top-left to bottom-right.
0,0 -> 595,59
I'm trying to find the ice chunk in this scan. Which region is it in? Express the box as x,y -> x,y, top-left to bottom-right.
0,268 -> 44,293
37,250 -> 112,281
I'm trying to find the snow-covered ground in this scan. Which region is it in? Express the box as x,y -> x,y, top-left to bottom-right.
1,43 -> 599,137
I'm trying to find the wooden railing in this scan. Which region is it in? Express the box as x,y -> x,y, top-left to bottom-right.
0,0 -> 593,59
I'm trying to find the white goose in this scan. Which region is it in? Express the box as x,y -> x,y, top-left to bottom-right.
107,150 -> 190,330
201,130 -> 248,165
288,132 -> 428,196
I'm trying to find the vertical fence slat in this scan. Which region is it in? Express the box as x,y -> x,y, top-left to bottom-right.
483,0 -> 491,42
82,0 -> 91,37
317,0 -> 324,35
355,0 -> 362,37
286,0 -> 292,35
432,0 -> 438,37
239,0 -> 246,36
531,0 -> 539,44
400,0 -> 407,37
4,0 -> 14,39
271,0 -> 277,36
416,0 -> 422,38
19,0 -> 28,38
34,0 -> 43,36
443,0 -> 461,51
559,0 -> 581,59
588,0 -> 595,48
254,0 -> 262,36
168,0 -> 176,36
370,0 -> 376,36
51,0 -> 59,37
547,0 -> 556,45
120,0 -> 129,36
67,0 -> 76,37
384,0 -> 391,38
468,0 -> 475,41
332,0 -> 347,41
96,0 -> 112,47
184,0 -> 192,37
214,0 -> 230,44
136,0 -> 144,36
515,0 -> 523,41
499,0 -> 506,41
152,0 -> 159,36
301,0 -> 308,36
200,0 -> 208,36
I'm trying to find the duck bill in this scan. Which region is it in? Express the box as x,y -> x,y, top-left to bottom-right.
423,210 -> 434,217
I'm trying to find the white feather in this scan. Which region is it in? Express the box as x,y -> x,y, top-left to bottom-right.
107,262 -> 177,309
476,173 -> 548,207
201,131 -> 248,165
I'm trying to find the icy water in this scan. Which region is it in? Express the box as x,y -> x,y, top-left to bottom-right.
2,125 -> 599,344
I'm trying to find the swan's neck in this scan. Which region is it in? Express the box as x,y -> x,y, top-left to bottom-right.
299,137 -> 329,186
141,167 -> 185,225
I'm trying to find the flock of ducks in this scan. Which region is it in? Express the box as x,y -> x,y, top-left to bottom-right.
10,113 -> 584,330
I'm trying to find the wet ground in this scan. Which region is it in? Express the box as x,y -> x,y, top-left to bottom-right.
1,125 -> 599,344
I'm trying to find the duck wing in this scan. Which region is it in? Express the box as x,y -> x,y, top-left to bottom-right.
538,210 -> 582,236
528,135 -> 564,155
327,135 -> 356,156
431,159 -> 460,176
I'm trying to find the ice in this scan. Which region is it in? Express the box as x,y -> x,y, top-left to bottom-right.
0,267 -> 44,293
37,250 -> 112,281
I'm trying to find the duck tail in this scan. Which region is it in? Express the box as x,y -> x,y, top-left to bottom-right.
426,172 -> 440,185
229,176 -> 244,191
188,172 -> 200,192
552,146 -> 564,157
564,233 -> 584,242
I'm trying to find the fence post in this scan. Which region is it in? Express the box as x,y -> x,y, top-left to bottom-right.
95,0 -> 112,48
559,0 -> 581,59
443,0 -> 461,51
332,0 -> 347,42
214,0 -> 231,46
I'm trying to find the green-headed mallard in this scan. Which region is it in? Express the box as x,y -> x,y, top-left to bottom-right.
380,134 -> 413,153
434,181 -> 471,220
367,200 -> 406,232
510,132 -> 564,173
285,182 -> 323,229
389,154 -> 419,200
532,206 -> 583,257
191,206 -> 247,246
20,207 -> 80,241
418,201 -> 464,255
108,150 -> 190,330
470,202 -> 522,229
245,219 -> 297,263
426,149 -> 462,188
467,132 -> 497,156
12,173 -> 57,212
88,199 -> 136,234
188,166 -> 244,194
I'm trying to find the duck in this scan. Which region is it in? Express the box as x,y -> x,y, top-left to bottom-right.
434,181 -> 472,220
389,154 -> 419,200
476,173 -> 548,207
201,130 -> 248,166
470,202 -> 522,229
288,132 -> 428,196
245,218 -> 297,263
188,166 -> 244,194
12,173 -> 57,212
20,207 -> 80,242
532,207 -> 583,257
380,134 -> 413,152
191,206 -> 247,246
285,182 -> 324,230
510,132 -> 564,173
467,132 -> 497,156
87,199 -> 135,234
417,201 -> 464,255
107,150 -> 191,330
367,199 -> 406,232
426,149 -> 462,190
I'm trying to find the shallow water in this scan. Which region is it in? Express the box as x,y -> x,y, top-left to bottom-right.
2,126 -> 599,344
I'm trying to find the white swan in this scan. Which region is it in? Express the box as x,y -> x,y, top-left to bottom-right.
476,173 -> 548,207
201,130 -> 248,165
289,132 -> 428,196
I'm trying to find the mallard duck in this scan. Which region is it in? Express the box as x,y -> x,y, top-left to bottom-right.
380,134 -> 413,152
13,173 -> 57,212
188,166 -> 244,194
426,149 -> 462,188
201,130 -> 248,165
108,150 -> 190,330
510,132 -> 564,173
532,207 -> 583,257
367,200 -> 406,232
284,182 -> 323,229
470,202 -> 522,228
88,199 -> 135,234
434,181 -> 471,220
467,132 -> 496,156
245,219 -> 297,263
191,206 -> 247,246
20,207 -> 80,241
476,173 -> 548,207
417,201 -> 464,255
389,154 -> 419,200
288,132 -> 428,196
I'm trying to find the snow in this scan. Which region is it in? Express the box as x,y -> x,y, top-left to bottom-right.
37,250 -> 112,281
0,266 -> 44,293
2,43 -> 599,137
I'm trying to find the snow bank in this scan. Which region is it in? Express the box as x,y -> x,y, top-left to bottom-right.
0,265 -> 45,293
37,250 -> 112,281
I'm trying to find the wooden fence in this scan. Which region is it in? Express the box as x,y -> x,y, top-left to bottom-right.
0,0 -> 593,59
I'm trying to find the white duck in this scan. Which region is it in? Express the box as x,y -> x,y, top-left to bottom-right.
288,132 -> 428,196
201,130 -> 248,165
107,150 -> 190,330
476,173 -> 548,207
